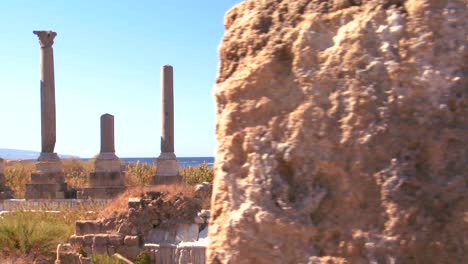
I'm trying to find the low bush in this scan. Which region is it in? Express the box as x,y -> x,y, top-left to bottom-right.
125,161 -> 155,187
0,211 -> 70,256
180,163 -> 214,185
90,254 -> 123,264
4,162 -> 33,197
62,158 -> 93,189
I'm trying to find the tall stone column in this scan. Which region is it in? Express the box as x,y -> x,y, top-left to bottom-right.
26,30 -> 67,199
34,31 -> 58,159
161,65 -> 175,155
99,114 -> 117,159
78,114 -> 125,199
152,65 -> 181,185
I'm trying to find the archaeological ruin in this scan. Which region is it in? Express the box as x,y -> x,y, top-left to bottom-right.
153,65 -> 182,185
25,30 -> 68,199
78,114 -> 126,199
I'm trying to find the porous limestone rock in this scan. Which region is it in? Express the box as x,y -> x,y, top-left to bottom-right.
209,0 -> 467,263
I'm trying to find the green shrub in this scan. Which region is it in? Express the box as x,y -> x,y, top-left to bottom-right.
0,211 -> 70,256
62,158 -> 93,189
4,162 -> 33,197
180,163 -> 214,185
125,161 -> 155,187
135,251 -> 151,264
90,254 -> 123,264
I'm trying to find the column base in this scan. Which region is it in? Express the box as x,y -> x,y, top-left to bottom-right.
152,154 -> 181,185
26,155 -> 68,199
25,182 -> 67,199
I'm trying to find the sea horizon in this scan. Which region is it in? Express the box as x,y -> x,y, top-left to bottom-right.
81,156 -> 215,168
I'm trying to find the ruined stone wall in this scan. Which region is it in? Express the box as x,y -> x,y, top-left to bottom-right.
209,0 -> 467,263
57,190 -> 209,263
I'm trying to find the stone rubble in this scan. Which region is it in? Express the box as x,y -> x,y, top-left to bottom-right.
57,189 -> 211,263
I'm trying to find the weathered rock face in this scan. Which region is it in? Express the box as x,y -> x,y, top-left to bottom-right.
209,0 -> 467,263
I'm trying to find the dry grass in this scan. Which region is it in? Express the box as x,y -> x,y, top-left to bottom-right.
4,162 -> 33,197
180,163 -> 214,185
62,158 -> 94,189
98,184 -> 196,219
0,204 -> 99,257
4,159 -> 213,198
124,161 -> 155,187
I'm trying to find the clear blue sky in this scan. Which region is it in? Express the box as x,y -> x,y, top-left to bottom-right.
0,0 -> 242,158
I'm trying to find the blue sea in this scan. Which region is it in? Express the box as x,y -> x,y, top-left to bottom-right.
119,157 -> 214,168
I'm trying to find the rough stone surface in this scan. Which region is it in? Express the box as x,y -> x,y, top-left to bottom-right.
209,0 -> 468,263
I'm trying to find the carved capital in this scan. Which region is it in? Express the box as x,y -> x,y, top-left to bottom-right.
33,30 -> 57,48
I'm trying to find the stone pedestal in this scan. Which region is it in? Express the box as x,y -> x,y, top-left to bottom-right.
0,158 -> 13,199
78,155 -> 125,199
25,153 -> 67,199
153,153 -> 182,185
78,114 -> 125,199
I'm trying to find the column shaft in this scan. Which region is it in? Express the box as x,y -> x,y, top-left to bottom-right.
161,65 -> 174,153
100,114 -> 115,153
40,46 -> 56,153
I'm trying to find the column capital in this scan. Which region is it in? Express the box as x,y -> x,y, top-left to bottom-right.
33,30 -> 57,48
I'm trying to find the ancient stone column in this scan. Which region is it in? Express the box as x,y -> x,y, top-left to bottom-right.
78,114 -> 125,199
161,65 -> 175,155
152,65 -> 181,185
99,113 -> 117,159
26,31 -> 67,199
34,30 -> 58,160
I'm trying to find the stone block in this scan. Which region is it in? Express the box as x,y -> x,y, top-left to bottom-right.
108,234 -> 124,246
124,235 -> 139,246
76,221 -> 101,235
30,172 -> 59,184
25,183 -> 66,199
94,158 -> 122,174
69,235 -> 84,246
153,244 -> 176,263
145,228 -> 169,244
83,235 -> 94,246
154,158 -> 179,177
35,159 -> 63,174
93,234 -> 109,245
120,245 -> 140,260
92,245 -> 107,255
175,224 -> 199,242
